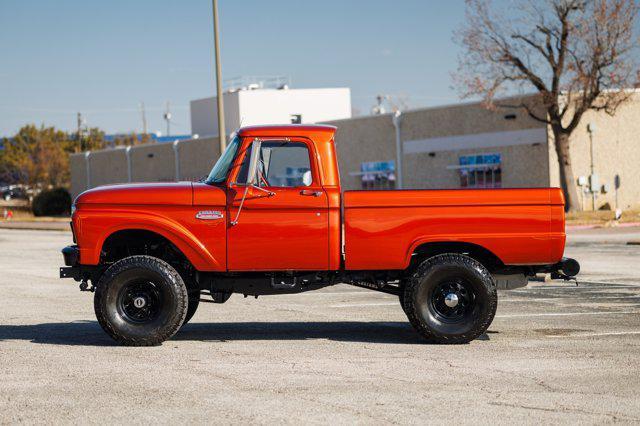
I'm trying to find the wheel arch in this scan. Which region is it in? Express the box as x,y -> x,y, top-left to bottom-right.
94,223 -> 222,271
408,241 -> 504,273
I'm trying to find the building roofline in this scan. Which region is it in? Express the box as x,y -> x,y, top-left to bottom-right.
325,93 -> 542,126
191,87 -> 351,103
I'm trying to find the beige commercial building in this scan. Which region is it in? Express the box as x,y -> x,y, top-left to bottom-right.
70,93 -> 640,211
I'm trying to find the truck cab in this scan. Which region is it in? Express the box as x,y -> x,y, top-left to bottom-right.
61,124 -> 579,346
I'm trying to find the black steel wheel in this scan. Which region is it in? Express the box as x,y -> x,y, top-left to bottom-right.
429,278 -> 475,323
118,281 -> 163,323
94,255 -> 188,346
403,254 -> 497,344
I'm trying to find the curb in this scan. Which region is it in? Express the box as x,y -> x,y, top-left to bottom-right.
0,223 -> 70,232
566,222 -> 640,231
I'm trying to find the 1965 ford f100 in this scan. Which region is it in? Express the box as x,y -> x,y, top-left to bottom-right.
60,124 -> 579,346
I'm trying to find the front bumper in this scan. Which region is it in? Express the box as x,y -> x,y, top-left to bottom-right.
60,245 -> 81,281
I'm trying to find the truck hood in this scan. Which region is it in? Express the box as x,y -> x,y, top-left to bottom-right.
76,182 -> 194,206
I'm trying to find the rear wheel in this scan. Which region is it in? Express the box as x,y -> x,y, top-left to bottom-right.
94,255 -> 188,346
403,254 -> 497,344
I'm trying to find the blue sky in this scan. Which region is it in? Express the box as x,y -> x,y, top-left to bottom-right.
0,0 -> 466,136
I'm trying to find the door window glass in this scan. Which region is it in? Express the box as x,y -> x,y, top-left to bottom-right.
238,141 -> 312,187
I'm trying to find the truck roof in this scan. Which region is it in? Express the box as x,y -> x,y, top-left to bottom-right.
237,124 -> 337,140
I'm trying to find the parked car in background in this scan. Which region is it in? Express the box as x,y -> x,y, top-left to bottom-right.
1,185 -> 28,202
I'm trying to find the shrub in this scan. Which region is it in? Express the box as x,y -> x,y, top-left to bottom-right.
32,188 -> 72,217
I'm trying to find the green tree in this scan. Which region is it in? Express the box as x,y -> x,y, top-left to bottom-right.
70,127 -> 108,153
0,124 -> 111,188
0,125 -> 70,187
112,132 -> 152,147
0,124 -> 150,189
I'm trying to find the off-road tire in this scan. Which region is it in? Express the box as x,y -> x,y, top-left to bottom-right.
94,255 -> 188,346
403,254 -> 497,344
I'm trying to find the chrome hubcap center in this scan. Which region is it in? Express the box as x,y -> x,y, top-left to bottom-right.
133,297 -> 147,308
444,293 -> 459,308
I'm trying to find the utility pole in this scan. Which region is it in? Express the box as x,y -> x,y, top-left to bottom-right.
76,112 -> 83,153
392,111 -> 403,189
164,101 -> 172,137
212,0 -> 226,151
140,102 -> 148,135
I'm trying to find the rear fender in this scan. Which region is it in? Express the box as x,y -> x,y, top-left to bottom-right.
405,237 -> 506,270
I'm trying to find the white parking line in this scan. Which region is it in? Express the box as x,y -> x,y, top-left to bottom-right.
496,311 -> 638,318
296,291 -> 392,297
514,281 -> 639,290
548,331 -> 640,338
513,286 -> 636,292
330,302 -> 399,308
500,295 -> 640,302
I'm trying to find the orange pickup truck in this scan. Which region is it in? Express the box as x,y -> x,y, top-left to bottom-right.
60,124 -> 579,346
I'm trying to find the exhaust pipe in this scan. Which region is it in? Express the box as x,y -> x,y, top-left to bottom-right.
549,257 -> 580,280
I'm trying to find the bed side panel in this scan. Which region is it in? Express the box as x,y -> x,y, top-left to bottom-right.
343,189 -> 563,270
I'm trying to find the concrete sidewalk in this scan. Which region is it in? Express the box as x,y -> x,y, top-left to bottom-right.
0,220 -> 69,232
566,225 -> 640,245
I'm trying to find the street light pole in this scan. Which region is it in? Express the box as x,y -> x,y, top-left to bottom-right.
587,122 -> 597,211
392,111 -> 403,189
212,0 -> 226,152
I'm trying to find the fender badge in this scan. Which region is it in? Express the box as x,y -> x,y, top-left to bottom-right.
196,210 -> 224,220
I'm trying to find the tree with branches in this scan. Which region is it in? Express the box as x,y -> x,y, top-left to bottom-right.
0,125 -> 107,188
455,0 -> 639,211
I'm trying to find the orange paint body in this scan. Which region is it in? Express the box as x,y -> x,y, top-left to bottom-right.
72,125 -> 566,272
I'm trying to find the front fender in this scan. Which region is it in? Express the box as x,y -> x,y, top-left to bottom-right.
75,206 -> 225,271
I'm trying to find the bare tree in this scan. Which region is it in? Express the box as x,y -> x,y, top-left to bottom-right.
455,0 -> 639,211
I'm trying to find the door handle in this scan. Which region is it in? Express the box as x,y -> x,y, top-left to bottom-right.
300,190 -> 322,197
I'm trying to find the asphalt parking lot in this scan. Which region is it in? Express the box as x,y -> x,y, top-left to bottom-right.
1,228 -> 639,424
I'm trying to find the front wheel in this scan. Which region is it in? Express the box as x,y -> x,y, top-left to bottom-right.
403,254 -> 497,344
94,255 -> 188,346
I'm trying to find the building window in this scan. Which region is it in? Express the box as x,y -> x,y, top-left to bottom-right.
351,161 -> 396,190
458,154 -> 502,188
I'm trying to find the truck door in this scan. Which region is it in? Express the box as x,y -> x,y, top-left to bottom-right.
227,138 -> 329,271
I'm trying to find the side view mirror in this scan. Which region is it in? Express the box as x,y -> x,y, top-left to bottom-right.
230,139 -> 274,226
246,139 -> 261,186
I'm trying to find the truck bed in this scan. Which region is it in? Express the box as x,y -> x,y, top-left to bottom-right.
343,188 -> 565,271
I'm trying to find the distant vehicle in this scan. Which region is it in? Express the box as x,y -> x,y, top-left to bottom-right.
60,124 -> 580,346
2,185 -> 27,201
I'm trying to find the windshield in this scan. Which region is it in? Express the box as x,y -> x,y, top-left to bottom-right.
205,135 -> 240,184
